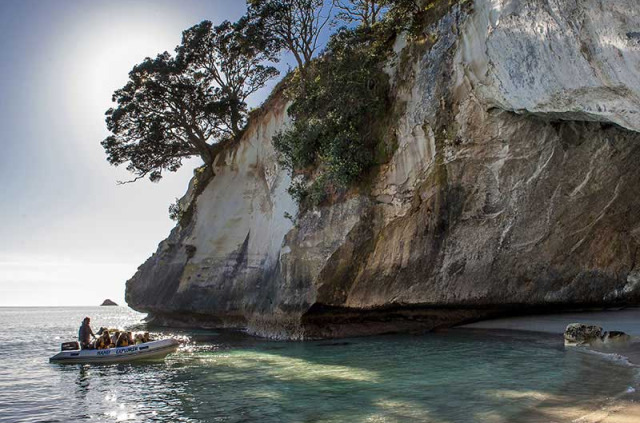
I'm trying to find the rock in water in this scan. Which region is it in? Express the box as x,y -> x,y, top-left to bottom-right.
100,299 -> 118,306
126,0 -> 640,339
602,330 -> 631,344
564,323 -> 603,345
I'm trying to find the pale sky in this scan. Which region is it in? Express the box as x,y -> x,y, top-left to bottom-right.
0,0 -> 287,306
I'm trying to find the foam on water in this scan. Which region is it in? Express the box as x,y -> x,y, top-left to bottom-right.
0,307 -> 637,423
580,348 -> 637,369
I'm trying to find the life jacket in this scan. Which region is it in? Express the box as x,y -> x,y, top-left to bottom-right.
96,337 -> 107,349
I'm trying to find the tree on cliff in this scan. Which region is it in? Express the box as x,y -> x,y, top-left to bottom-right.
272,21 -> 392,209
333,0 -> 388,27
102,19 -> 279,183
246,0 -> 333,80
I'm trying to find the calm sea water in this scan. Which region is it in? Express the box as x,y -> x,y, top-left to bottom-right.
0,307 -> 637,423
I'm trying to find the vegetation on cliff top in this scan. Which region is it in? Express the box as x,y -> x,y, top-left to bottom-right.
101,0 -> 443,215
272,22 -> 395,208
271,0 -> 442,210
102,18 -> 279,183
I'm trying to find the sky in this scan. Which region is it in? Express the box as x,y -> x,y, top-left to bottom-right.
0,0 -> 290,306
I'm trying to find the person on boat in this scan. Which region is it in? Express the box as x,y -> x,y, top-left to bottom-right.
111,331 -> 120,347
78,317 -> 96,349
116,332 -> 130,347
95,330 -> 110,350
142,332 -> 151,343
126,332 -> 135,345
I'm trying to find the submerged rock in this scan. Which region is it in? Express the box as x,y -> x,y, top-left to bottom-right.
100,299 -> 118,307
126,0 -> 640,339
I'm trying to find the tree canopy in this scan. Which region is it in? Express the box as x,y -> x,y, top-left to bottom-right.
334,0 -> 389,27
102,0 -> 426,186
247,0 -> 333,79
273,23 -> 393,208
102,19 -> 278,183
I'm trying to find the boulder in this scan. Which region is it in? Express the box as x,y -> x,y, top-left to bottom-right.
602,330 -> 631,344
564,323 -> 603,345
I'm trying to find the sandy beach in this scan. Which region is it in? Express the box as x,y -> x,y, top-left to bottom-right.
461,308 -> 640,337
460,308 -> 640,422
521,393 -> 640,423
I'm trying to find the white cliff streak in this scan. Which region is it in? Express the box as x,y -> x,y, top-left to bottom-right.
459,0 -> 640,131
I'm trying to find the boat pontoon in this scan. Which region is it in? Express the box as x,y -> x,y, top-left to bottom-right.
49,339 -> 179,364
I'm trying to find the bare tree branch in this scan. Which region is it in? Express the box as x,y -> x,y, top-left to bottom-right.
334,0 -> 389,27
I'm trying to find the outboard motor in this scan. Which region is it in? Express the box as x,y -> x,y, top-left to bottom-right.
61,341 -> 80,351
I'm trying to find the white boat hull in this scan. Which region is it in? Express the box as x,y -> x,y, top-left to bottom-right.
49,339 -> 179,364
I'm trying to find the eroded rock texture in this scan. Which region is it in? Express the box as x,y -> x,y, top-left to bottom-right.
127,0 -> 640,339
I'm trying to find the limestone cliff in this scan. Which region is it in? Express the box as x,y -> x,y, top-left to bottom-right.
126,0 -> 640,339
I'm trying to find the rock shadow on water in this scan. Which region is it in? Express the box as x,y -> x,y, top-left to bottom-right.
160,331 -> 635,422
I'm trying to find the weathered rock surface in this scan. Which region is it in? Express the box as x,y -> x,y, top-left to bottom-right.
564,323 -> 604,345
564,323 -> 631,345
127,0 -> 640,339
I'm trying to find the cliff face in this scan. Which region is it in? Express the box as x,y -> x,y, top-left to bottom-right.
127,0 -> 640,339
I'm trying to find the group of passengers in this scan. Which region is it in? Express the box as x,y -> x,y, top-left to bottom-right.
93,329 -> 151,350
78,317 -> 152,350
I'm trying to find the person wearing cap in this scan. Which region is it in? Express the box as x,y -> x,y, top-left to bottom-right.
78,317 -> 96,349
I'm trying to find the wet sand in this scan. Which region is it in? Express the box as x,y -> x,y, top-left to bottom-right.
459,308 -> 640,422
524,392 -> 640,423
460,308 -> 640,336
575,400 -> 640,423
520,399 -> 640,423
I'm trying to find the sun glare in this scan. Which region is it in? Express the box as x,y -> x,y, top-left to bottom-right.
54,5 -> 190,142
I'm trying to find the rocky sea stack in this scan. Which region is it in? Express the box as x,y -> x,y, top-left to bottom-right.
100,299 -> 118,306
126,0 -> 640,339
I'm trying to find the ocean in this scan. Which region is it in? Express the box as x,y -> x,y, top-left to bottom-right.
0,306 -> 637,422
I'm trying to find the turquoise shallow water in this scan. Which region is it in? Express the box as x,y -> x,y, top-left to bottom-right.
0,307 -> 637,422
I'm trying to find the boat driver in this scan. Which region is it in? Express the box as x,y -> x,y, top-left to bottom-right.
78,317 -> 96,349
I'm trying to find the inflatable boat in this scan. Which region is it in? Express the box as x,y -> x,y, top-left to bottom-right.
49,339 -> 180,364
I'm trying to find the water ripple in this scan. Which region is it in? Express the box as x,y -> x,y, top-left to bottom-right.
0,308 -> 636,423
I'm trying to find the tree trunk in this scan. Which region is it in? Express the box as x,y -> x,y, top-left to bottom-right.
230,101 -> 242,138
198,144 -> 215,166
187,131 -> 215,166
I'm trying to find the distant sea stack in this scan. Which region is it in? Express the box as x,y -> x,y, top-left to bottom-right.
100,299 -> 118,306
